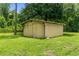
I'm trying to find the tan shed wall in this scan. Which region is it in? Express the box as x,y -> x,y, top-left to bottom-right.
23,22 -> 33,37
32,22 -> 44,38
23,22 -> 44,38
56,24 -> 63,36
45,23 -> 63,38
23,21 -> 63,38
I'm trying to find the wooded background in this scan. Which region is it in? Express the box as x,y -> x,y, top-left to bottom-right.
0,3 -> 79,33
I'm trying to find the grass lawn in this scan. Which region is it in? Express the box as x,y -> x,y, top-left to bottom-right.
0,32 -> 79,56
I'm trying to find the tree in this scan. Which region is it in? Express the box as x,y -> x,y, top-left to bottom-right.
0,3 -> 10,28
8,11 -> 14,26
63,3 -> 79,32
20,3 -> 63,23
0,3 -> 10,21
0,16 -> 6,28
14,3 -> 17,35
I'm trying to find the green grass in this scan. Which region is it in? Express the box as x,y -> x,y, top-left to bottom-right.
0,32 -> 79,56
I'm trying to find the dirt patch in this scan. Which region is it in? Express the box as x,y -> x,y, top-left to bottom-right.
44,49 -> 55,56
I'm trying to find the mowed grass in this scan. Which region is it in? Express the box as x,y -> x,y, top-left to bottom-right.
0,32 -> 79,56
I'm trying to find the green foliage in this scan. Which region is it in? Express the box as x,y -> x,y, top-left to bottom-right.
0,3 -> 10,21
65,16 -> 79,32
8,12 -> 14,19
0,16 -> 6,28
0,27 -> 13,33
20,3 -> 63,23
1,3 -> 79,32
20,3 -> 79,32
63,3 -> 79,32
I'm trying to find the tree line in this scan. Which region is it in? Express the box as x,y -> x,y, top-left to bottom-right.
0,3 -> 79,33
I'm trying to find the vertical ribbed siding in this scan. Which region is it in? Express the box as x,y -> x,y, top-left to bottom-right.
23,21 -> 63,38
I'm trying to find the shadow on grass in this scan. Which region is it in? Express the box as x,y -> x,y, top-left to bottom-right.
23,36 -> 46,40
0,33 -> 75,40
63,33 -> 75,37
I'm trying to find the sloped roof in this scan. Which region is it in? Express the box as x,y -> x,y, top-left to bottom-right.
22,19 -> 64,25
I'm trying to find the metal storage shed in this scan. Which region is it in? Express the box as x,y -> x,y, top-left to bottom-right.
23,19 -> 63,38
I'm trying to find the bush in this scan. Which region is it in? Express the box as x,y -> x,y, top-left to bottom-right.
0,27 -> 13,33
64,16 -> 79,32
0,16 -> 6,28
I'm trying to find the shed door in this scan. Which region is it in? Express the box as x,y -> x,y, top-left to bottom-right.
33,22 -> 44,38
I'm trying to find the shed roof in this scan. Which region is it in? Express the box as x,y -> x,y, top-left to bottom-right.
22,19 -> 64,25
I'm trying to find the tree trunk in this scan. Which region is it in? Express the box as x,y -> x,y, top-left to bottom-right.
44,14 -> 47,21
14,3 -> 17,35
